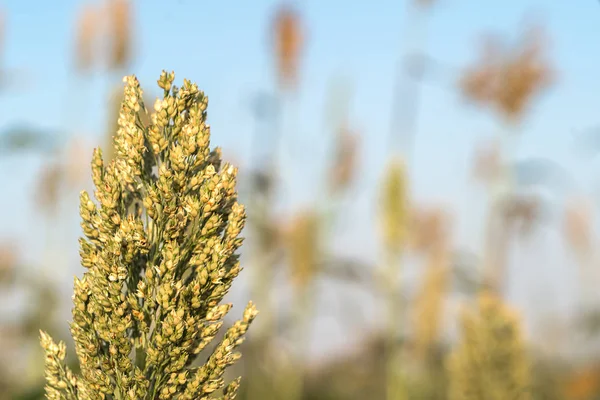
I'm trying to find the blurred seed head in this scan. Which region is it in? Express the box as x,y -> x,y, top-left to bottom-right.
472,139 -> 503,184
414,0 -> 437,8
105,0 -> 132,70
286,210 -> 320,289
252,170 -> 275,197
460,36 -> 503,106
460,25 -> 554,123
262,219 -> 286,258
409,206 -> 450,255
563,197 -> 593,254
380,157 -> 410,254
563,365 -> 600,400
448,291 -> 531,400
502,193 -> 541,235
272,3 -> 304,91
329,124 -> 359,195
35,160 -> 64,216
412,243 -> 450,362
496,27 -> 553,121
0,241 -> 16,284
64,136 -> 90,188
74,4 -> 99,74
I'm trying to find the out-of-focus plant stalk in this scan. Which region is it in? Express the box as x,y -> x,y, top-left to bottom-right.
482,125 -> 516,295
384,245 -> 407,400
248,5 -> 308,400
284,262 -> 315,400
412,221 -> 450,365
388,1 -> 433,163
279,78 -> 359,400
246,104 -> 281,400
245,70 -> 288,400
246,210 -> 277,400
285,210 -> 321,400
563,198 -> 595,309
461,26 -> 553,297
380,157 -> 410,400
384,3 -> 434,395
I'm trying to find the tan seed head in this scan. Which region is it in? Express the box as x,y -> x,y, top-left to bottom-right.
272,3 -> 303,91
74,4 -> 99,73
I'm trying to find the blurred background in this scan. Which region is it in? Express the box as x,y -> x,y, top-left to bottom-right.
2,0 -> 600,399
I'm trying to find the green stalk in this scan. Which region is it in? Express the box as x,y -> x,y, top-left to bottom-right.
384,246 -> 407,400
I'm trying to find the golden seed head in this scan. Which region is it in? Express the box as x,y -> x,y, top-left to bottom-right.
41,71 -> 255,399
448,292 -> 531,400
380,157 -> 410,253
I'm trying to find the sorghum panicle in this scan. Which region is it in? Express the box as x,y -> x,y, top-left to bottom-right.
40,70 -> 257,400
447,292 -> 531,400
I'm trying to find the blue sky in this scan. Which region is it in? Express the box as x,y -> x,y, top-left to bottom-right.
2,0 -> 600,358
